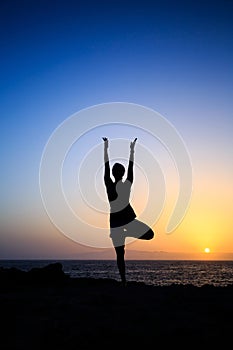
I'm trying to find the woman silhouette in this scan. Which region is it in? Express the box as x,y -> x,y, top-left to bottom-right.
102,137 -> 154,286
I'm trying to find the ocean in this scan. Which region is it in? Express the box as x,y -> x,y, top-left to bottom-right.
1,259 -> 233,287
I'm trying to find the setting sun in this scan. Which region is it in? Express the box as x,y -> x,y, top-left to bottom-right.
204,248 -> 210,253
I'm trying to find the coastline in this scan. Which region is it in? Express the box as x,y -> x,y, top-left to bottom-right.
1,262 -> 233,348
1,258 -> 233,287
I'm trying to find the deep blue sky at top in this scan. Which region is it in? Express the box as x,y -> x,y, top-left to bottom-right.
2,0 -> 232,117
1,0 -> 233,221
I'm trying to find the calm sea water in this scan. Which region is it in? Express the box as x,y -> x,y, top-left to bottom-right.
1,260 -> 233,287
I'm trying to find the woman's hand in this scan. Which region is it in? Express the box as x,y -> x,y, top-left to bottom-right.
102,137 -> 109,148
130,138 -> 137,151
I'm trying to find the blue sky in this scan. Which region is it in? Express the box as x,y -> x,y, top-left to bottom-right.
1,0 -> 233,258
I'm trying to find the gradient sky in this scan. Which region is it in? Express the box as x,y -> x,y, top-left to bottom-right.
1,0 -> 233,259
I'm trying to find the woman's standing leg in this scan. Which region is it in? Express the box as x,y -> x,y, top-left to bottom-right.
111,227 -> 127,286
114,245 -> 126,285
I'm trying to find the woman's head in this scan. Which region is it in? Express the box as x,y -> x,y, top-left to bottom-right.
112,162 -> 125,181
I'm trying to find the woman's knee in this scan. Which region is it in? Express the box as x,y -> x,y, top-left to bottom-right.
140,229 -> 154,240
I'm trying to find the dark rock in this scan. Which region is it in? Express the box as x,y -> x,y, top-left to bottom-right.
0,266 -> 27,284
0,262 -> 69,286
28,262 -> 68,284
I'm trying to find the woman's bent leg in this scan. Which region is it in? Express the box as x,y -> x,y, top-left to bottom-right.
125,219 -> 154,240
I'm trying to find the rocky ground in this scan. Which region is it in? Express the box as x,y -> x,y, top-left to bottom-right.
1,262 -> 233,349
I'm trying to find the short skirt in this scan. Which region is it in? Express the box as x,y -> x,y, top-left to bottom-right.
109,204 -> 136,228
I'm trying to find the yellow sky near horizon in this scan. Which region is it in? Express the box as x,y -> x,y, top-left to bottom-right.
1,149 -> 232,261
